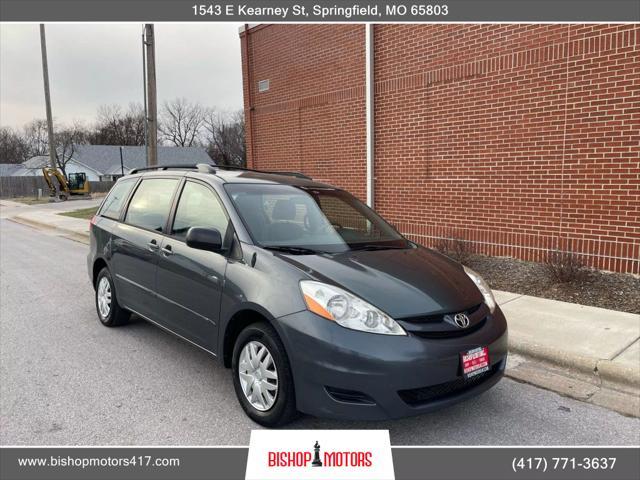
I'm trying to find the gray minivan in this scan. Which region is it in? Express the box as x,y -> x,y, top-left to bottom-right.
88,164 -> 507,426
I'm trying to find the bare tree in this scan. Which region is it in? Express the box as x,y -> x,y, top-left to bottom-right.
90,103 -> 145,146
123,103 -> 147,145
0,127 -> 30,163
203,109 -> 246,166
159,98 -> 205,147
54,122 -> 88,177
12,100 -> 243,172
22,119 -> 50,157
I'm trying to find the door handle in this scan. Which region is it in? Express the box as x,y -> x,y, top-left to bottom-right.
147,240 -> 159,252
161,245 -> 173,256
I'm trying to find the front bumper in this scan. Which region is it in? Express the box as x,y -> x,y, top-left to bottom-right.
275,307 -> 508,421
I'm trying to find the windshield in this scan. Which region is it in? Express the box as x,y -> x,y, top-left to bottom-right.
225,184 -> 409,253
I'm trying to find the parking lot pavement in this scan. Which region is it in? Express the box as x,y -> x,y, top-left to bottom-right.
1,219 -> 639,446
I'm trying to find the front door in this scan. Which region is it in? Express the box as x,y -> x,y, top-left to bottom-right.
155,180 -> 231,353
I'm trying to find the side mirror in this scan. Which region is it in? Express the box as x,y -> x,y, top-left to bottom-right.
186,227 -> 223,253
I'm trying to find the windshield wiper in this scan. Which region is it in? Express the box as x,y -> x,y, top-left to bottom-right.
263,246 -> 323,255
351,244 -> 408,251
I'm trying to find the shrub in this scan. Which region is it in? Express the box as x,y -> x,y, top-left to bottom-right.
544,250 -> 585,283
435,237 -> 472,265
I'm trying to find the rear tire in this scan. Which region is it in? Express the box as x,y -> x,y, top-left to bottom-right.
232,322 -> 297,427
95,267 -> 130,327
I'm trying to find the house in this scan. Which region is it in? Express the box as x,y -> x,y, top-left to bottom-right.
239,24 -> 639,274
11,154 -> 103,180
0,164 -> 22,177
3,145 -> 213,181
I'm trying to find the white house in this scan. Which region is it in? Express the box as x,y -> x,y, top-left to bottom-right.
11,155 -> 102,180
1,145 -> 213,181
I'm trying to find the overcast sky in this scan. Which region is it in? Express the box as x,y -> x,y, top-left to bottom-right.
0,23 -> 244,129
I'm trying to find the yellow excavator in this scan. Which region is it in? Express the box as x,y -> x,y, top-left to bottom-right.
42,167 -> 91,201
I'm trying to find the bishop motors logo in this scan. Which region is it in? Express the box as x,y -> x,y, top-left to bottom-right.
246,430 -> 394,480
312,441 -> 323,467
267,440 -> 373,468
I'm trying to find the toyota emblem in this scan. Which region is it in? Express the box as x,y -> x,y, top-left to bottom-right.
454,313 -> 470,328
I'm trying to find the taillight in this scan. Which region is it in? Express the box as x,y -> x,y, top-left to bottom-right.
90,215 -> 97,229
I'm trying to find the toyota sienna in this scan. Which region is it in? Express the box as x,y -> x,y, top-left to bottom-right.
88,164 -> 508,426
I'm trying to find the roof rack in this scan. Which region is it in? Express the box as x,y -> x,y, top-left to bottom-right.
129,163 -> 312,180
129,164 -> 201,174
215,165 -> 312,180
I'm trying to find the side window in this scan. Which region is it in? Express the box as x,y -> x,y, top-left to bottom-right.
99,179 -> 136,220
124,178 -> 179,232
172,181 -> 228,239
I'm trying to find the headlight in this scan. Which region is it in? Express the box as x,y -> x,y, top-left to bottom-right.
463,266 -> 496,313
300,281 -> 406,335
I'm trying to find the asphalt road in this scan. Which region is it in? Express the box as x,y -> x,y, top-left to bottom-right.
1,219 -> 639,446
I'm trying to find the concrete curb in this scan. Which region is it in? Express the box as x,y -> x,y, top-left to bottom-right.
508,339 -> 598,376
10,215 -> 90,245
596,360 -> 640,394
509,339 -> 640,393
505,356 -> 640,418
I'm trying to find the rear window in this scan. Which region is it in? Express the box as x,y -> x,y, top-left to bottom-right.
124,178 -> 179,232
99,178 -> 136,220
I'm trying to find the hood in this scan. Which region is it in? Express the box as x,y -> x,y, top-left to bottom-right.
276,246 -> 484,318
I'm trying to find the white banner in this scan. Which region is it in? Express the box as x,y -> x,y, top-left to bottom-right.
245,429 -> 395,480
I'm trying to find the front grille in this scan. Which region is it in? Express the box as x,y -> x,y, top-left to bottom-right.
397,303 -> 489,339
401,303 -> 483,323
410,317 -> 487,339
397,363 -> 501,406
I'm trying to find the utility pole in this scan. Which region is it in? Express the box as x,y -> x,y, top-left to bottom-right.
144,24 -> 157,166
39,24 -> 56,172
119,146 -> 125,176
142,27 -> 148,165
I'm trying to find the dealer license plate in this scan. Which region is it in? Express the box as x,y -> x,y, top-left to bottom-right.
461,346 -> 490,379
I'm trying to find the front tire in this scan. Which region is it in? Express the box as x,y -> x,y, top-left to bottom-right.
232,322 -> 297,427
95,267 -> 130,327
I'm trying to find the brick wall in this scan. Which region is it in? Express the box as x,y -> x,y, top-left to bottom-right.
241,24 -> 640,274
241,24 -> 366,200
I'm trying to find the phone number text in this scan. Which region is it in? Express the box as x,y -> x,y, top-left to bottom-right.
512,457 -> 617,473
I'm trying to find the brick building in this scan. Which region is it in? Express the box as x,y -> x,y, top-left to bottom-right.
240,24 -> 639,274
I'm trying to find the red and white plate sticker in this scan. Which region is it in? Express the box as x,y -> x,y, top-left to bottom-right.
461,346 -> 490,378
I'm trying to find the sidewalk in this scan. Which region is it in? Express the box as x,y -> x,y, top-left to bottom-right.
496,291 -> 640,385
495,291 -> 639,416
1,198 -> 99,241
4,199 -> 639,414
